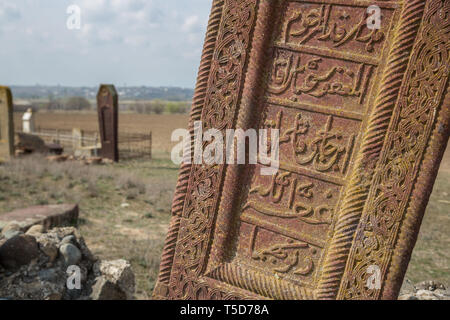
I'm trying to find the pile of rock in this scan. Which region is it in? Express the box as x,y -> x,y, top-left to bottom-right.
0,223 -> 135,300
399,280 -> 450,300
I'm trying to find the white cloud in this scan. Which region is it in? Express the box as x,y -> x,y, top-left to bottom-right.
182,15 -> 200,32
0,2 -> 21,22
75,0 -> 164,44
97,27 -> 120,42
124,34 -> 149,47
0,0 -> 212,87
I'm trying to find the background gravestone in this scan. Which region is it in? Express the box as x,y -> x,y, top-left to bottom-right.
22,108 -> 35,133
153,0 -> 450,300
97,85 -> 118,162
72,128 -> 84,150
0,86 -> 14,162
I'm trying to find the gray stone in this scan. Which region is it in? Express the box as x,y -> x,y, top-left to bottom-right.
59,243 -> 81,266
38,268 -> 59,282
61,235 -> 76,245
93,259 -> 135,300
90,277 -> 127,300
415,280 -> 446,291
0,225 -> 136,300
1,222 -> 21,236
3,230 -> 23,240
433,289 -> 450,299
400,278 -> 416,295
416,289 -> 441,300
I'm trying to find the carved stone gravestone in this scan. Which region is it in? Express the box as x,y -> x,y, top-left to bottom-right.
154,0 -> 450,300
0,86 -> 14,162
97,85 -> 118,162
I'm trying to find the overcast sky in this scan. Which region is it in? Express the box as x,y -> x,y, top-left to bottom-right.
0,0 -> 211,88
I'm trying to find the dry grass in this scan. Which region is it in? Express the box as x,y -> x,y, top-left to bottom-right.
402,146 -> 450,287
0,154 -> 179,299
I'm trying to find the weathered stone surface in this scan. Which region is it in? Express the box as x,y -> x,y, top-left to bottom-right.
0,234 -> 40,270
59,243 -> 82,266
0,226 -> 135,300
61,235 -> 76,245
97,84 -> 119,162
399,281 -> 449,300
72,128 -> 84,149
0,86 -> 14,162
153,0 -> 450,300
1,222 -> 21,235
415,280 -> 446,291
26,224 -> 44,237
39,240 -> 58,262
90,278 -> 127,300
0,204 -> 79,232
3,230 -> 23,240
93,259 -> 135,300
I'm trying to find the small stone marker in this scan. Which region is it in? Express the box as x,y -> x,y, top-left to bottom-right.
0,86 -> 14,162
97,84 -> 118,162
72,128 -> 84,150
153,0 -> 450,300
22,108 -> 35,133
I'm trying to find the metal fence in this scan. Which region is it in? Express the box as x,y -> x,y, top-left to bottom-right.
118,132 -> 152,160
18,128 -> 152,160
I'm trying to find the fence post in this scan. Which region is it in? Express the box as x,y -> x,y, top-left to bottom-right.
72,128 -> 83,151
94,132 -> 99,157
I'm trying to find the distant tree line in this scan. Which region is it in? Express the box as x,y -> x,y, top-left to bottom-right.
128,100 -> 191,114
15,96 -> 191,114
10,85 -> 194,101
35,96 -> 92,111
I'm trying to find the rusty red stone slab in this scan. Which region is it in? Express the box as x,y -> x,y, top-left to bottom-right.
97,85 -> 119,162
153,0 -> 450,300
0,204 -> 79,232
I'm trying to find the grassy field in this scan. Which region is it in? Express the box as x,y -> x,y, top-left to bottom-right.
2,111 -> 449,298
0,155 -> 179,299
402,146 -> 450,287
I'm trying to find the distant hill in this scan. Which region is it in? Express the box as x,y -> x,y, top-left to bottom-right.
10,85 -> 194,101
